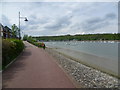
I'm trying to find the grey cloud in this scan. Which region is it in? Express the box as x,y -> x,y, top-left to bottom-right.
27,15 -> 50,26
81,13 -> 116,31
29,25 -> 39,30
1,15 -> 11,27
27,19 -> 39,25
30,14 -> 38,20
105,13 -> 116,19
44,15 -> 72,31
21,25 -> 39,30
82,20 -> 109,31
87,18 -> 103,25
22,15 -> 50,31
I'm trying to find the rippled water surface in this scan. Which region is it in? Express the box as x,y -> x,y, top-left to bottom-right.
44,41 -> 119,76
45,41 -> 119,60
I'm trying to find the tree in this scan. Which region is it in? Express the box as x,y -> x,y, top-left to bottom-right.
23,34 -> 28,41
11,24 -> 19,38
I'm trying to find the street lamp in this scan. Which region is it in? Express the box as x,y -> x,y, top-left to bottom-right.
19,12 -> 28,39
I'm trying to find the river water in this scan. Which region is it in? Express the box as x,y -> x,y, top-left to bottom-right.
44,41 -> 119,77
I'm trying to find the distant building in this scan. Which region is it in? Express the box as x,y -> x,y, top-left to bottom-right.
4,26 -> 12,38
0,24 -> 12,39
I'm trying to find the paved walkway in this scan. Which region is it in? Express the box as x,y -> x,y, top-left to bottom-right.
3,41 -> 75,88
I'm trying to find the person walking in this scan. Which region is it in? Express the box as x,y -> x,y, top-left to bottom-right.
43,44 -> 45,49
42,42 -> 46,49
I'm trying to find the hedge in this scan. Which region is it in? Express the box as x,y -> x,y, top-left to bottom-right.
27,37 -> 46,49
2,39 -> 24,69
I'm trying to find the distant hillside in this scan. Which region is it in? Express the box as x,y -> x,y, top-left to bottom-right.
33,33 -> 120,41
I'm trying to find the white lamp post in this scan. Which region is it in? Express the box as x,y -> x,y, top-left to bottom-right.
18,12 -> 28,39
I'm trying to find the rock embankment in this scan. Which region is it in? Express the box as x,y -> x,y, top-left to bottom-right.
46,48 -> 119,88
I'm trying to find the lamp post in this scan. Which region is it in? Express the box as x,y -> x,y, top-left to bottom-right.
18,12 -> 28,40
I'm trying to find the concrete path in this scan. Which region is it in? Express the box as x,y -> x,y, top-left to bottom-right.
3,41 -> 75,88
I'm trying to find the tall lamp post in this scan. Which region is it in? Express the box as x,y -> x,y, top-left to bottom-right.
19,12 -> 28,39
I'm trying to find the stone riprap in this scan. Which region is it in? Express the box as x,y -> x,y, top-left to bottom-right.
46,48 -> 119,88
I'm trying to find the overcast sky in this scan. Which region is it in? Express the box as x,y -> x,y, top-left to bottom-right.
1,1 -> 118,36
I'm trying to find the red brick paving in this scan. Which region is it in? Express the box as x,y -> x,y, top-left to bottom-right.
3,41 -> 75,88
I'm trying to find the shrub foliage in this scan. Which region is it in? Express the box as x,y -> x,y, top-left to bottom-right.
23,35 -> 45,49
2,39 -> 24,69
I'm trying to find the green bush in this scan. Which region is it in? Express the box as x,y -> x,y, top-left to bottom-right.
33,42 -> 43,47
28,41 -> 44,48
26,36 -> 45,49
2,39 -> 24,69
